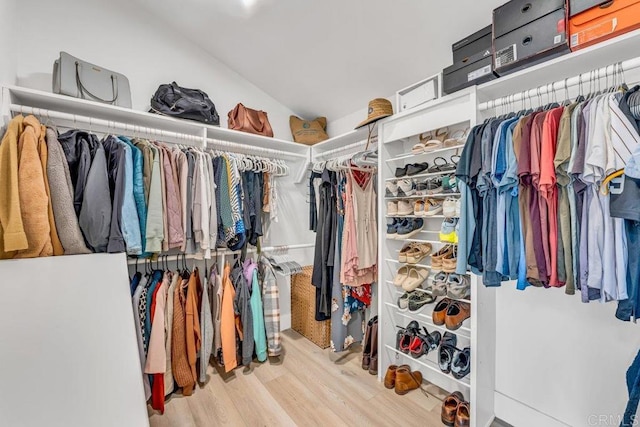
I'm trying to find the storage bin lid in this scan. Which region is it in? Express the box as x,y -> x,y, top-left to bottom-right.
570,0 -> 612,17
444,50 -> 493,75
493,0 -> 565,37
452,25 -> 493,51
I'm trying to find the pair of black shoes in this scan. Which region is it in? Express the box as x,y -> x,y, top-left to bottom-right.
395,162 -> 429,178
438,332 -> 470,379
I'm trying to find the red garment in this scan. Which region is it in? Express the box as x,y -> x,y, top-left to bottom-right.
149,283 -> 165,413
540,107 -> 564,287
350,284 -> 372,306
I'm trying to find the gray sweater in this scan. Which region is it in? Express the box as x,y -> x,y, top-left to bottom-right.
45,129 -> 91,255
79,143 -> 112,252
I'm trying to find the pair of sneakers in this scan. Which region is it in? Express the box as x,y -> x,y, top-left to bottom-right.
415,177 -> 442,195
388,200 -> 414,216
440,218 -> 459,243
442,198 -> 461,218
429,272 -> 471,300
387,218 -> 424,239
386,179 -> 414,197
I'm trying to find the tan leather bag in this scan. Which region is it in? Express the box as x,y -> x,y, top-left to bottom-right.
289,116 -> 329,145
227,103 -> 274,137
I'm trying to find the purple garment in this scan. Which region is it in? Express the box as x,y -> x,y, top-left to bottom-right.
243,259 -> 258,289
529,113 -> 549,286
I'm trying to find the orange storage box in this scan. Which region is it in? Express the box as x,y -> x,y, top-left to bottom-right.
569,0 -> 640,51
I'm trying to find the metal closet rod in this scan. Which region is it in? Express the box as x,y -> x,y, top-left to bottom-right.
206,138 -> 308,159
478,56 -> 640,111
9,104 -> 204,144
312,139 -> 372,160
125,243 -> 314,265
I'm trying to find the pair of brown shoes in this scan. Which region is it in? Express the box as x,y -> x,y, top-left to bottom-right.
362,316 -> 378,375
432,298 -> 471,330
384,365 -> 423,395
441,391 -> 470,427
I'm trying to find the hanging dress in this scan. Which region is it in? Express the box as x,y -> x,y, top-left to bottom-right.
331,172 -> 364,352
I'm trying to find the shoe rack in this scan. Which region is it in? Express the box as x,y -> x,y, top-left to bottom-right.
377,87 -> 496,427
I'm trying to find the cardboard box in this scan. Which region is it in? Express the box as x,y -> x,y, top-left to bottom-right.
569,0 -> 640,51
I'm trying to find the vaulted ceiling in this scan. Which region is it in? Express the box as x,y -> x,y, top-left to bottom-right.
130,0 -> 506,121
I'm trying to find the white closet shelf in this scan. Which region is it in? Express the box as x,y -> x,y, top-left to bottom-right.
385,257 -> 431,267
387,144 -> 466,162
311,128 -> 370,155
476,28 -> 640,101
2,85 -> 308,156
385,169 -> 456,182
384,345 -> 470,388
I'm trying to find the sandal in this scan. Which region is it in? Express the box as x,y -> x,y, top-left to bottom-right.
432,245 -> 454,270
406,243 -> 433,264
393,265 -> 411,287
423,128 -> 449,152
402,267 -> 430,291
409,326 -> 442,358
413,199 -> 425,216
396,321 -> 420,353
443,128 -> 469,147
438,332 -> 459,374
399,243 -> 418,263
427,157 -> 449,173
442,245 -> 458,273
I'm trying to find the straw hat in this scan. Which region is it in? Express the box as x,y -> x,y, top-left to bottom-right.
355,98 -> 394,129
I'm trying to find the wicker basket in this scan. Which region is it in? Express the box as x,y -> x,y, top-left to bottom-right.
291,266 -> 331,349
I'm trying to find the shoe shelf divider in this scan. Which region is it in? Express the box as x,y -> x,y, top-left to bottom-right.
376,86 -> 496,427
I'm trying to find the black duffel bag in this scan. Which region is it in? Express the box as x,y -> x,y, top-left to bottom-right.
150,82 -> 220,125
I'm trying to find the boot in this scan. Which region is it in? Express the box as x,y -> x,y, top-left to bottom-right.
361,317 -> 374,370
384,364 -> 409,389
394,367 -> 423,395
368,318 -> 378,375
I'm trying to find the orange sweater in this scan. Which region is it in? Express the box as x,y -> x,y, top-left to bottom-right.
0,115 -> 28,258
15,116 -> 52,258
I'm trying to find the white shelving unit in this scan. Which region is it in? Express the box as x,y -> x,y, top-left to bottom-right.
377,86 -> 496,427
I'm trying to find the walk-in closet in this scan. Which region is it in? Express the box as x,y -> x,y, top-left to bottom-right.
2,1 -> 640,426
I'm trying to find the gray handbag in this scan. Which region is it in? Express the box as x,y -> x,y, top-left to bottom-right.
52,51 -> 132,108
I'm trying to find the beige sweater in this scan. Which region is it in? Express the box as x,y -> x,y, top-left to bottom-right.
38,125 -> 64,256
15,116 -> 53,258
44,128 -> 91,255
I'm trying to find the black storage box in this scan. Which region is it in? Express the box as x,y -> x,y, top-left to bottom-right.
493,1 -> 570,76
443,51 -> 497,94
452,25 -> 493,63
569,0 -> 609,17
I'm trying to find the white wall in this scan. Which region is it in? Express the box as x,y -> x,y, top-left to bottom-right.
495,284 -> 640,427
0,0 -> 16,85
0,254 -> 148,427
14,0 -> 298,140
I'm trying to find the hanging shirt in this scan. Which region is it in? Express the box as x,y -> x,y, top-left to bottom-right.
119,140 -> 142,255
220,264 -> 238,372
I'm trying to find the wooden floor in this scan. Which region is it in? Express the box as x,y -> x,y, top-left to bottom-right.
149,329 -> 449,427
